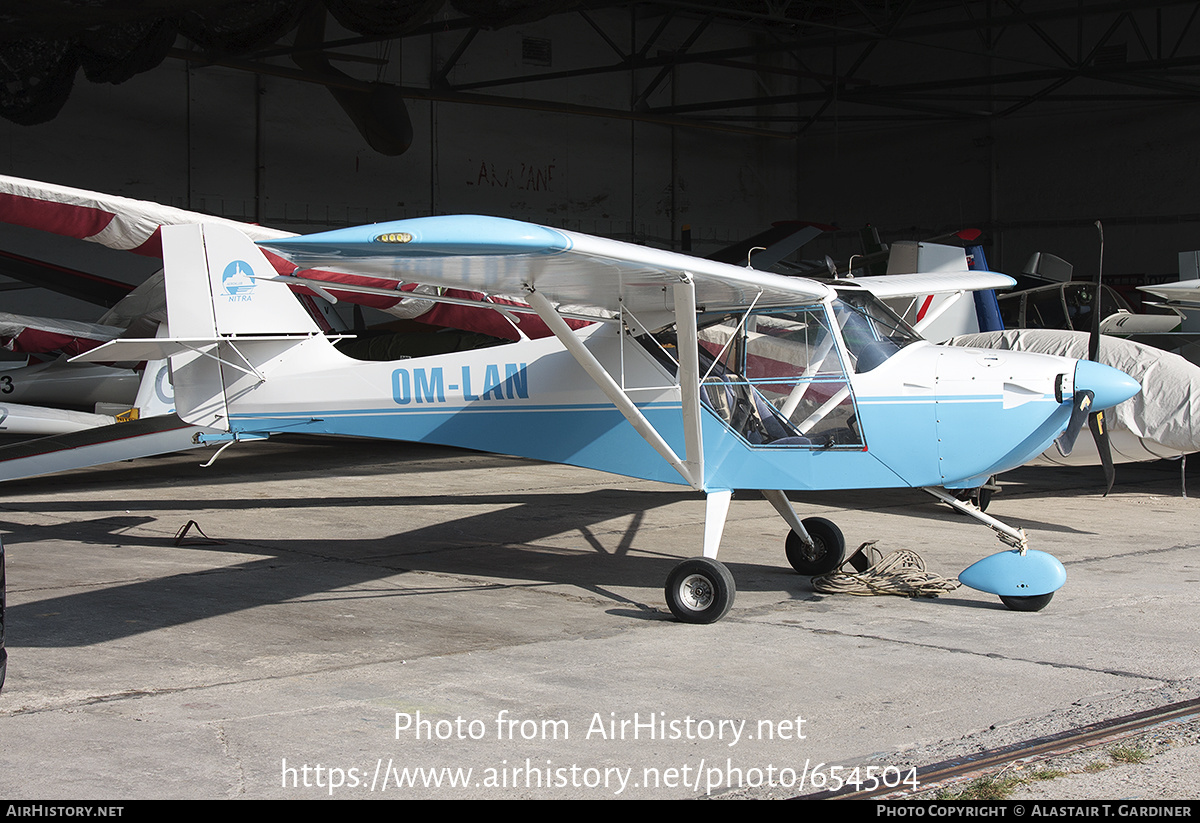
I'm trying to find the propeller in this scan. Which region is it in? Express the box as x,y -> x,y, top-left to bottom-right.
1054,220 -> 1117,495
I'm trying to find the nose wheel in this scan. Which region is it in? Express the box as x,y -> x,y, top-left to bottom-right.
999,593 -> 1054,612
665,557 -> 735,624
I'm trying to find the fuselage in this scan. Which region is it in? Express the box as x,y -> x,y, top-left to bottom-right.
206,294 -> 1138,493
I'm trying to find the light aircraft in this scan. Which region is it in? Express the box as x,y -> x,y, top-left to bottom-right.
999,250 -> 1184,342
60,214 -> 1140,622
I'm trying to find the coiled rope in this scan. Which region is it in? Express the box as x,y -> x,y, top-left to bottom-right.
813,540 -> 960,598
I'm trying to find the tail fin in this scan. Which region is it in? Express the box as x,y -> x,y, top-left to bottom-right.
162,223 -> 320,429
164,222 -> 319,338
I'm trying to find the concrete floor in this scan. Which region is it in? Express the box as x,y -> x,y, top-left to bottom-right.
1,437 -> 1198,799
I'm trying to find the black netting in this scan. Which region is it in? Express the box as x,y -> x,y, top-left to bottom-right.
325,0 -> 446,36
0,37 -> 80,125
79,19 -> 178,84
178,0 -> 306,54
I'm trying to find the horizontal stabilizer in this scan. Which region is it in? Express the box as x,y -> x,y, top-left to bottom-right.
70,335 -> 329,365
0,415 -> 211,482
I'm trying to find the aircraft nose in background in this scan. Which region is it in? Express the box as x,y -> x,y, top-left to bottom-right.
1074,359 -> 1141,410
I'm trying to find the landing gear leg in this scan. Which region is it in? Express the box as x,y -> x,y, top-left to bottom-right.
923,486 -> 1029,552
762,490 -> 846,575
923,487 -> 1064,611
954,476 -> 998,511
665,491 -> 737,623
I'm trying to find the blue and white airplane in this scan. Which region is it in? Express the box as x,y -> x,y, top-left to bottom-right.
70,217 -> 1140,622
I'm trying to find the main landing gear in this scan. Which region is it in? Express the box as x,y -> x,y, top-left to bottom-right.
664,557 -> 735,624
663,487 -> 1065,621
663,490 -> 848,624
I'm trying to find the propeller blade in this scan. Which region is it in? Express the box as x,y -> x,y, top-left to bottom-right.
1090,220 -> 1103,362
1089,408 -> 1116,496
1055,389 -> 1094,457
1086,219 -> 1112,493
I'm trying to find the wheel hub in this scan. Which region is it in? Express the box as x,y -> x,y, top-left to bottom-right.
801,537 -> 825,562
679,573 -> 714,610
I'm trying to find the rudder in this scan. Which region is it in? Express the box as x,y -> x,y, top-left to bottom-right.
162,223 -> 320,429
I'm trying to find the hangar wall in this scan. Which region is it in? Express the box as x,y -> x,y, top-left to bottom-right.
0,10 -> 796,250
0,6 -> 1198,320
796,102 -> 1200,283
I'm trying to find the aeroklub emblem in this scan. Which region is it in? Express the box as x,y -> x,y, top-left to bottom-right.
222,260 -> 256,301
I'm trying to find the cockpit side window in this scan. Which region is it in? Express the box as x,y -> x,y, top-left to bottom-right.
686,306 -> 864,449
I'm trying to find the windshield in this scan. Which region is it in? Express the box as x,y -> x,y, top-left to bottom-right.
831,290 -> 921,373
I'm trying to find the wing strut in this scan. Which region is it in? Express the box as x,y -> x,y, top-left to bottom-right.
671,277 -> 705,488
911,290 -> 965,335
524,284 -> 704,491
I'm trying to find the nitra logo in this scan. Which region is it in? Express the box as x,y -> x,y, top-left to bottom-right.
222,260 -> 256,301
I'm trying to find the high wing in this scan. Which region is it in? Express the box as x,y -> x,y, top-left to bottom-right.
0,174 -> 294,254
259,215 -> 834,319
1138,278 -> 1200,308
836,270 -> 1015,301
0,311 -> 124,356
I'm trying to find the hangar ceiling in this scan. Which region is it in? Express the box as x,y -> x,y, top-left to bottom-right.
3,1 -> 1200,152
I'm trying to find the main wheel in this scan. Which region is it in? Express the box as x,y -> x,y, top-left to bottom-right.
785,517 -> 846,575
1000,592 -> 1054,612
665,557 -> 735,624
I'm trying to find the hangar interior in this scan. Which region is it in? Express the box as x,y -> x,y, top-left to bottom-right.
2,0 -> 1200,322
6,5 -> 1200,800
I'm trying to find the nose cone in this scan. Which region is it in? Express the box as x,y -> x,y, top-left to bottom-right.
1075,359 -> 1141,410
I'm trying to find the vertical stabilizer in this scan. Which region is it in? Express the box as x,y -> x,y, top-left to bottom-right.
162,224 -> 227,429
199,223 -> 320,336
161,223 -> 320,429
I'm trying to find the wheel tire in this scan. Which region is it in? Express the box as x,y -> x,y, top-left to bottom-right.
977,486 -> 993,512
665,557 -> 735,624
1000,592 -> 1054,612
785,517 -> 846,575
